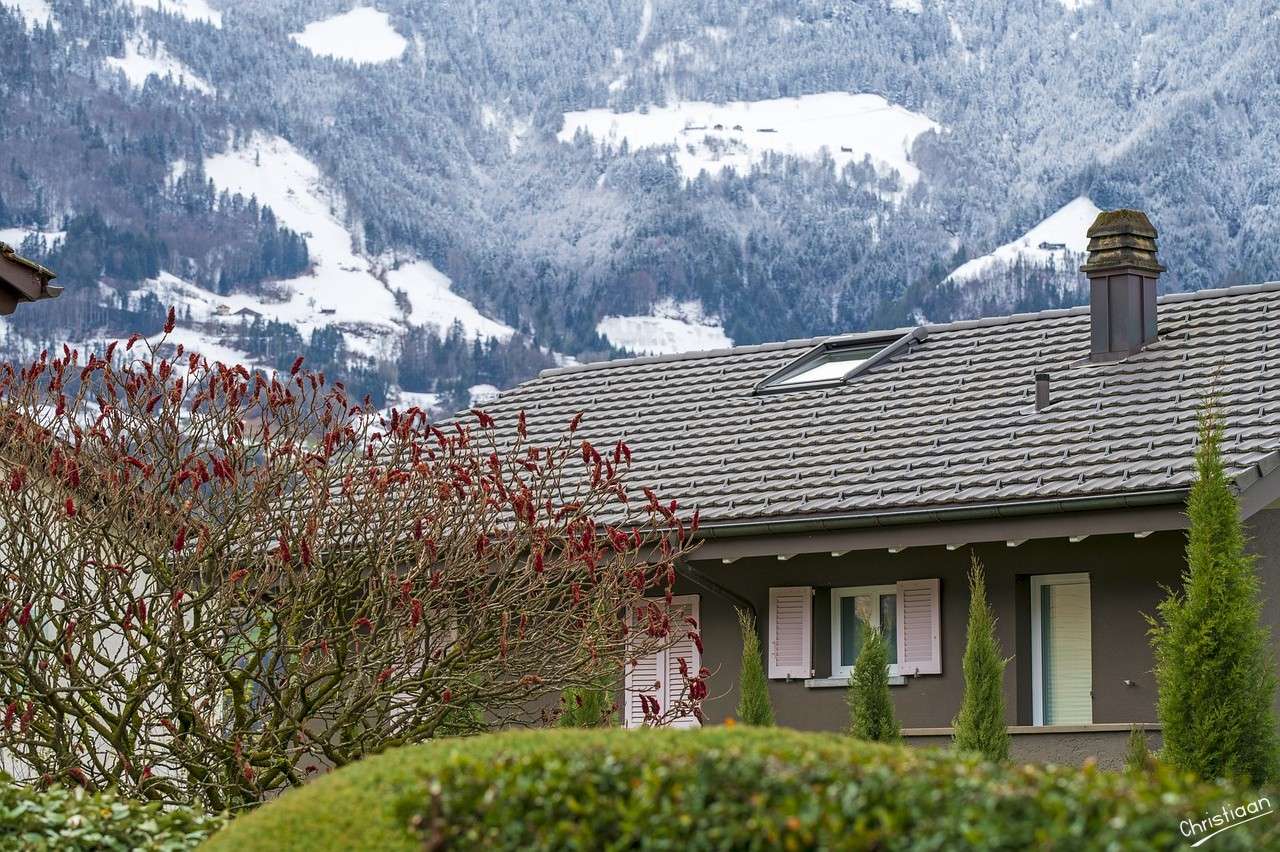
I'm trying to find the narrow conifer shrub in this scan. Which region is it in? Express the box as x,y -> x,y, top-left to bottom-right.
847,620 -> 900,742
1126,725 -> 1155,775
952,554 -> 1010,761
556,685 -> 616,728
735,609 -> 776,726
1149,399 -> 1279,785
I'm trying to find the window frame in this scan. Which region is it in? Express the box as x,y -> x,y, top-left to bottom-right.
752,329 -> 921,395
830,584 -> 899,679
1029,572 -> 1092,727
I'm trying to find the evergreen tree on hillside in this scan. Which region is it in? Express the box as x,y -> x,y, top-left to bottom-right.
952,554 -> 1010,762
847,622 -> 900,743
1149,399 -> 1279,785
735,609 -> 775,726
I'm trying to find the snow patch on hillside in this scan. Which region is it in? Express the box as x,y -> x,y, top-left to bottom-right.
560,92 -> 938,187
596,299 -> 732,356
184,135 -> 509,362
1059,0 -> 1096,10
106,37 -> 214,95
384,260 -> 514,341
130,0 -> 222,28
946,196 -> 1100,284
891,0 -> 923,13
291,7 -> 407,65
0,227 -> 65,247
6,0 -> 55,30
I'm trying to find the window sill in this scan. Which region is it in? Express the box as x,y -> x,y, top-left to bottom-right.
804,676 -> 906,689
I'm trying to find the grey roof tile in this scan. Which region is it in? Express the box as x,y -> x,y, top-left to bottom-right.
478,283 -> 1280,526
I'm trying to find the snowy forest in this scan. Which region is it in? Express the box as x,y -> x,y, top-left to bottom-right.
1,0 -> 1278,409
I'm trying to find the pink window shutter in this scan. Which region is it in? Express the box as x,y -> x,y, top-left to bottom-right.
896,579 -> 942,675
767,586 -> 813,679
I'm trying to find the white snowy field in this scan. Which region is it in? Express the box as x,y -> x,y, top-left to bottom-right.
560,92 -> 939,186
0,227 -> 65,247
945,196 -> 1101,284
596,299 -> 732,356
129,0 -> 221,28
105,37 -> 214,95
290,7 -> 407,65
6,0 -> 55,30
156,134 -> 512,361
384,260 -> 513,341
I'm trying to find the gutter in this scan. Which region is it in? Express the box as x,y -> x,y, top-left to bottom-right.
692,488 -> 1191,541
677,560 -> 757,620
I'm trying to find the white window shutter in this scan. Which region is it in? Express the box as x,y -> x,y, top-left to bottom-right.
624,595 -> 701,728
664,596 -> 701,729
767,586 -> 812,679
624,640 -> 662,729
896,578 -> 941,675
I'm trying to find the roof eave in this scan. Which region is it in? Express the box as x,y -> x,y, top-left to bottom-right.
693,488 -> 1191,541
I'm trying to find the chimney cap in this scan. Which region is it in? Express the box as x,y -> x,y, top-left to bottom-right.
1080,208 -> 1165,276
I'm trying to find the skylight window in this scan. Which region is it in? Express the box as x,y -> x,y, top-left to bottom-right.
754,329 -> 923,394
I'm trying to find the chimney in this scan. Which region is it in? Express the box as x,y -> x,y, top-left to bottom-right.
1080,209 -> 1164,361
1034,372 -> 1051,411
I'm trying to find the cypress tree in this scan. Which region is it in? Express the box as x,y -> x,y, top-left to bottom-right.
952,554 -> 1010,761
735,609 -> 776,726
848,621 -> 900,742
1149,399 -> 1279,785
1125,724 -> 1154,775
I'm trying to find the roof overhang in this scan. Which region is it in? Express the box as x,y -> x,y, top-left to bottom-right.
688,489 -> 1191,561
0,242 -> 61,315
688,448 -> 1280,561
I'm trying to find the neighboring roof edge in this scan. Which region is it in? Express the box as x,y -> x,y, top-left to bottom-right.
540,279 -> 1280,382
0,241 -> 57,281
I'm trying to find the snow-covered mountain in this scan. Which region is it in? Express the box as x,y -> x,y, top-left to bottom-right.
2,0 -> 1278,410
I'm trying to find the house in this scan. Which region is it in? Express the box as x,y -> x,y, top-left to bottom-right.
234,307 -> 263,319
1039,241 -> 1068,251
483,209 -> 1280,766
0,241 -> 61,315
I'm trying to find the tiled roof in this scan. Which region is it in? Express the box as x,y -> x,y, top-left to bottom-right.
482,283 -> 1280,527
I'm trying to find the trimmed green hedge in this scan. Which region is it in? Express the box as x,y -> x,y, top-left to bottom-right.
203,728 -> 1279,851
0,780 -> 221,851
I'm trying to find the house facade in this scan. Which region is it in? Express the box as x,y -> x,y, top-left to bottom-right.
486,210 -> 1280,767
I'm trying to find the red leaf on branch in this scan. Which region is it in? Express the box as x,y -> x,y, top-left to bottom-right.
164,306 -> 176,334
290,356 -> 304,376
173,527 -> 187,553
64,498 -> 75,517
568,412 -> 583,433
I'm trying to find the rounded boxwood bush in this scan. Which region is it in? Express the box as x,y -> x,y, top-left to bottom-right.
203,728 -> 1279,851
0,779 -> 221,851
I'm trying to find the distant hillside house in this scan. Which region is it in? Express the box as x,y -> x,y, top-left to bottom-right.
487,210 -> 1280,767
0,242 -> 60,315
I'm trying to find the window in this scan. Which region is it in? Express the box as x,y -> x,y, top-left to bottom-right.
1030,574 -> 1092,726
754,329 -> 924,394
830,585 -> 898,679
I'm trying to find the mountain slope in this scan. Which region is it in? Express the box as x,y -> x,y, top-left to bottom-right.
1,0 -> 1277,410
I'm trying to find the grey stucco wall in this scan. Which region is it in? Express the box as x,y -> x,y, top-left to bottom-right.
904,728 -> 1164,771
681,531 -> 1186,732
1245,507 -> 1280,719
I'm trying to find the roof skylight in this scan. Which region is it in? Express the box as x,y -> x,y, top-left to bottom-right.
754,329 -> 923,394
